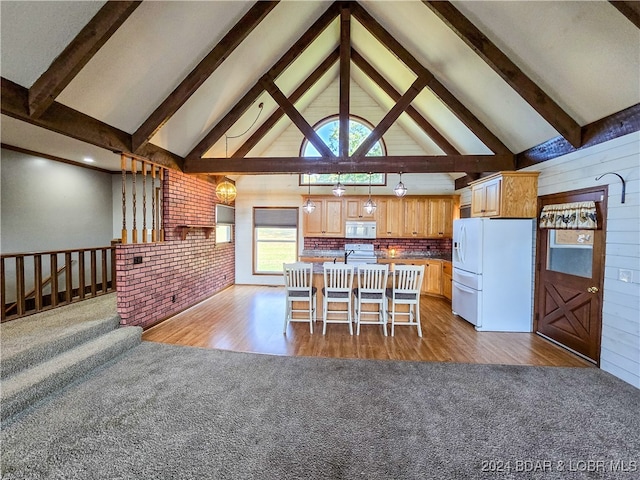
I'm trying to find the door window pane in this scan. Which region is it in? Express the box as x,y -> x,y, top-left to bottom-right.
547,230 -> 593,278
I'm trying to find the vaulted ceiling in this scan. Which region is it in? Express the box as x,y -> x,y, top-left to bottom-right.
1,1 -> 639,188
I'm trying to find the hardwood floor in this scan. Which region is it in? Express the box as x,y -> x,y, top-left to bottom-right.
142,285 -> 592,367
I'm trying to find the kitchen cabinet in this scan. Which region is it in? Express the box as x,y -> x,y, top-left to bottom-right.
374,197 -> 403,237
470,172 -> 539,218
302,197 -> 344,237
442,261 -> 452,301
426,197 -> 456,238
422,259 -> 443,296
402,197 -> 428,237
344,197 -> 375,220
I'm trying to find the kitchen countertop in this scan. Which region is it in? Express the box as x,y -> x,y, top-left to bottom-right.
300,249 -> 452,262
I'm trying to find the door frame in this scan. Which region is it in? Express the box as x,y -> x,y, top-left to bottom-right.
533,185 -> 608,365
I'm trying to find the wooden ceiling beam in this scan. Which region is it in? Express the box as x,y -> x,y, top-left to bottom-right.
339,4 -> 351,157
351,49 -> 459,155
2,77 -> 183,170
351,2 -> 513,157
232,48 -> 340,158
28,1 -> 141,119
131,1 -> 278,152
610,1 -> 640,29
424,1 -> 582,148
183,154 -> 514,174
184,1 -> 340,167
351,75 -> 429,157
261,77 -> 335,158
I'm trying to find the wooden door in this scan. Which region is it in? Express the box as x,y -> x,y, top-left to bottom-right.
535,187 -> 606,364
402,198 -> 426,237
324,199 -> 344,236
386,198 -> 403,237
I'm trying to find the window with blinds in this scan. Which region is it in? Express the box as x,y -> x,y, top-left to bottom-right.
254,207 -> 298,274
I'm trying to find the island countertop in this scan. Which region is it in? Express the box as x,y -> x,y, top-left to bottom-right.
300,249 -> 452,262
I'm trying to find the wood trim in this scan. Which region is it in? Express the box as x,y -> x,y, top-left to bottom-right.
131,1 -> 278,152
339,4 -> 351,158
351,75 -> 429,157
184,1 -> 341,166
28,1 -> 141,119
455,104 -> 640,189
261,76 -> 335,157
516,104 -> 640,169
610,1 -> 640,29
1,143 -> 113,174
2,77 -> 184,171
351,2 -> 512,156
423,1 -> 581,148
232,49 -> 340,158
183,154 -> 515,174
351,49 -> 459,155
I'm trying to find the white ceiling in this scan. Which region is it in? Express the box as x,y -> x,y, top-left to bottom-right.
1,0 -> 638,172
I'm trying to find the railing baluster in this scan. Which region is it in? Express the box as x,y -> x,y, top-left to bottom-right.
34,254 -> 43,311
132,158 -> 138,244
151,166 -> 157,242
101,248 -> 108,293
78,250 -> 85,300
90,250 -> 97,296
121,154 -> 127,245
65,252 -> 72,303
50,254 -> 58,308
15,257 -> 25,316
142,161 -> 147,243
159,167 -> 165,241
1,257 -> 6,322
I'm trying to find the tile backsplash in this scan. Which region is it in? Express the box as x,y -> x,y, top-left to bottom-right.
303,237 -> 451,254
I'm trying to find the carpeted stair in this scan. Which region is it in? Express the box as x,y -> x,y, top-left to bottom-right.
1,294 -> 142,423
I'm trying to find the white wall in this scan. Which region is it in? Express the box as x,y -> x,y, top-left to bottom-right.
1,148 -> 114,252
457,132 -> 640,388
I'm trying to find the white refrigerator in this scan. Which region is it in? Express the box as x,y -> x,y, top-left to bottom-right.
452,218 -> 534,332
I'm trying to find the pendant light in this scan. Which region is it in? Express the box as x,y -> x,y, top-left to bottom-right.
394,172 -> 407,197
302,173 -> 316,214
363,173 -> 377,215
332,172 -> 345,197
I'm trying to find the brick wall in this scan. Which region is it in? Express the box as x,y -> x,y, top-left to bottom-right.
303,237 -> 452,255
116,170 -> 234,328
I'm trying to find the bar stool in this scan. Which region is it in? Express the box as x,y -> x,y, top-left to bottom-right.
352,264 -> 389,335
322,262 -> 355,335
386,264 -> 424,337
283,262 -> 316,334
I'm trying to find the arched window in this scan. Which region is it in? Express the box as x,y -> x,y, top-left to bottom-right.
300,115 -> 386,185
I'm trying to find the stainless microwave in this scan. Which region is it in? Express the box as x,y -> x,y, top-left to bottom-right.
345,221 -> 377,239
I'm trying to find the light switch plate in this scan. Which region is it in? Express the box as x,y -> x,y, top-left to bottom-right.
618,269 -> 633,283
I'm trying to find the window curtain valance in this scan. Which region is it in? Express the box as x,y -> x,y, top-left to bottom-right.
539,201 -> 597,230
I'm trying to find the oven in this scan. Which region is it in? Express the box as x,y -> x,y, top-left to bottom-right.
343,243 -> 378,265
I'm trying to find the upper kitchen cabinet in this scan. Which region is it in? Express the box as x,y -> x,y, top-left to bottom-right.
374,197 -> 403,237
302,197 -> 344,237
344,197 -> 376,220
402,197 -> 428,237
426,197 -> 457,238
470,172 -> 539,218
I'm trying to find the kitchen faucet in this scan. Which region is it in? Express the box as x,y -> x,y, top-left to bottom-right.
344,249 -> 355,264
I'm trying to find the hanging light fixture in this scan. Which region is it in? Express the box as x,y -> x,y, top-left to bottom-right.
302,173 -> 316,214
216,180 -> 237,204
332,172 -> 345,197
363,172 -> 377,215
394,172 -> 408,197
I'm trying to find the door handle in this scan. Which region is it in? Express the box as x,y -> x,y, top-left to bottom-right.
587,286 -> 599,294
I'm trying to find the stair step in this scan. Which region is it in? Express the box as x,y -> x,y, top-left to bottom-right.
1,326 -> 142,424
1,295 -> 119,380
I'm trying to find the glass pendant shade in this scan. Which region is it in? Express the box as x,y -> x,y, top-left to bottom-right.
394,173 -> 407,197
363,197 -> 376,215
303,198 -> 316,214
215,181 -> 237,204
332,182 -> 345,197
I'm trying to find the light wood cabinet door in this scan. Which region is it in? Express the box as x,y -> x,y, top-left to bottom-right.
426,198 -> 455,238
302,197 -> 344,237
442,261 -> 452,301
423,260 -> 442,295
375,197 -> 403,237
471,177 -> 501,217
345,197 -> 375,220
402,198 -> 427,237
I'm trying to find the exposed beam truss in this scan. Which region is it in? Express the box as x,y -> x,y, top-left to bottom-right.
423,1 -> 582,148
131,1 -> 278,152
184,155 -> 515,175
28,1 -> 141,119
610,1 -> 640,29
339,4 -> 351,157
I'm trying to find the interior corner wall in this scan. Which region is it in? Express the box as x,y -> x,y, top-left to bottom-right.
116,170 -> 234,328
0,148 -> 114,253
